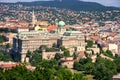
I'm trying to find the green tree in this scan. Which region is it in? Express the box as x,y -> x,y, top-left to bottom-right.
84,62 -> 95,74
64,49 -> 70,57
87,40 -> 93,47
79,57 -> 92,65
54,53 -> 63,61
57,69 -> 73,80
74,62 -> 84,71
106,50 -> 112,54
52,43 -> 57,48
60,46 -> 66,51
73,52 -> 77,59
39,45 -> 47,50
103,50 -> 113,58
26,50 -> 32,57
30,53 -> 42,66
114,57 -> 120,72
73,73 -> 87,80
0,35 -> 4,43
46,48 -> 56,52
94,58 -> 117,80
0,50 -> 13,61
6,43 -> 11,48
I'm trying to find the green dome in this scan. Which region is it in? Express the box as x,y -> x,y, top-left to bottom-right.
58,21 -> 65,27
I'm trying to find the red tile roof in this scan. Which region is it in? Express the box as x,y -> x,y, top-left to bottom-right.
17,26 -> 29,29
0,63 -> 18,69
47,25 -> 57,31
90,36 -> 100,40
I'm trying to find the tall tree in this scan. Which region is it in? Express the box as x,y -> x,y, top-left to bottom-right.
64,49 -> 70,57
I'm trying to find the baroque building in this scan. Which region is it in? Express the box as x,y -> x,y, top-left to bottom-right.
13,20 -> 85,62
58,31 -> 85,48
13,30 -> 59,62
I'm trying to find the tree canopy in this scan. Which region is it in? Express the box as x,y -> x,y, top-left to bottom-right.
0,50 -> 13,61
0,62 -> 87,80
86,40 -> 93,47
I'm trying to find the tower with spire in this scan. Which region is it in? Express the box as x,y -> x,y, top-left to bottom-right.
32,10 -> 37,27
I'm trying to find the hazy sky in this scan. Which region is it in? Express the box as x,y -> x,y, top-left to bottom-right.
81,0 -> 120,7
0,0 -> 120,7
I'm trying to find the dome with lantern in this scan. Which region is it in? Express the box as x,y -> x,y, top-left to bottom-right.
58,21 -> 65,27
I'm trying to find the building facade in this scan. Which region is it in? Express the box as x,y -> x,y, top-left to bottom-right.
13,28 -> 85,62
42,50 -> 63,60
58,31 -> 85,48
13,30 -> 59,62
60,57 -> 74,68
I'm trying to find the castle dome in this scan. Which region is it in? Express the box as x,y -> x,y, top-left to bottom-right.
58,21 -> 65,27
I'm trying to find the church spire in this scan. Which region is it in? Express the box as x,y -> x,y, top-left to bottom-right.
32,10 -> 37,27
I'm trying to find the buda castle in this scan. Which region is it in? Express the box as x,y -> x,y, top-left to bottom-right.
13,11 -> 85,62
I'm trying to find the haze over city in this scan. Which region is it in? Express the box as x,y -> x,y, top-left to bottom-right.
0,0 -> 120,7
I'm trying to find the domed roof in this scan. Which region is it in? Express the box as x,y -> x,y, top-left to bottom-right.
58,21 -> 65,27
35,25 -> 40,31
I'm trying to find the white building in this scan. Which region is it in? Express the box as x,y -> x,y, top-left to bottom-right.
113,73 -> 120,80
17,27 -> 29,33
109,43 -> 118,56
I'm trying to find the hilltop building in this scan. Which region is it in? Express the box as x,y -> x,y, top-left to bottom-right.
13,30 -> 59,62
13,19 -> 85,62
58,31 -> 85,48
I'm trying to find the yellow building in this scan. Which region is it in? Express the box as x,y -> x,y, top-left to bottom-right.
34,25 -> 47,31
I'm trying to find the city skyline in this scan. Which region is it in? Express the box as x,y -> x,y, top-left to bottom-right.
0,0 -> 120,7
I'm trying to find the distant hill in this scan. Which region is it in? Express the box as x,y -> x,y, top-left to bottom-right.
1,0 -> 120,11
